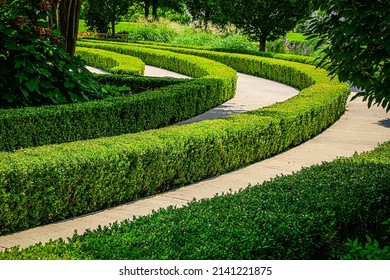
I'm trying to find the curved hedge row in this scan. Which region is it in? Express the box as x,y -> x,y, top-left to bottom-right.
76,47 -> 145,76
2,141 -> 389,259
0,44 -> 350,236
0,46 -> 236,151
78,40 -> 315,90
80,38 -> 317,65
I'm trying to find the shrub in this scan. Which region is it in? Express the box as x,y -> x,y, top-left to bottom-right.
76,47 -> 145,76
1,141 -> 389,260
0,2 -> 104,109
124,22 -> 178,43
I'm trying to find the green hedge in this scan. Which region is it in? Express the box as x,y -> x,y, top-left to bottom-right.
0,45 -> 236,151
0,44 -> 349,235
81,38 -> 317,65
93,74 -> 188,94
76,47 -> 145,76
79,39 -> 316,90
1,141 -> 389,260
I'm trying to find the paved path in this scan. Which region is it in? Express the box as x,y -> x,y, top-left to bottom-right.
0,67 -> 389,250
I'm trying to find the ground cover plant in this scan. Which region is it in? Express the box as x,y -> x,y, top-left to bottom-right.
1,141 -> 389,260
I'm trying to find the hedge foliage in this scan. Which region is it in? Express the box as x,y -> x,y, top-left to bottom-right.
0,43 -> 349,235
81,37 -> 317,65
76,47 -> 145,76
79,39 -> 316,90
93,74 -> 188,94
0,45 -> 236,151
1,141 -> 389,260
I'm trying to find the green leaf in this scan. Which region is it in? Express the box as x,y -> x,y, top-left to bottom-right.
25,78 -> 39,92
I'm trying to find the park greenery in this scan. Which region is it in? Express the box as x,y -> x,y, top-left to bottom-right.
307,0 -> 390,112
0,0 -> 389,260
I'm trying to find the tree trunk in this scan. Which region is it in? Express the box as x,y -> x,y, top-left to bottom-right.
144,0 -> 150,19
259,39 -> 266,52
152,0 -> 158,21
58,0 -> 82,57
111,20 -> 115,37
204,7 -> 210,29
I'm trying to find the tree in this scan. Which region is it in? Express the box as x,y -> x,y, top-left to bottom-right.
138,0 -> 184,21
184,0 -> 224,29
307,0 -> 390,111
218,0 -> 311,51
58,0 -> 82,56
84,0 -> 130,36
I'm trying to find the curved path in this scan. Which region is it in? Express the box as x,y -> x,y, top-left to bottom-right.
144,65 -> 299,124
1,66 -> 389,250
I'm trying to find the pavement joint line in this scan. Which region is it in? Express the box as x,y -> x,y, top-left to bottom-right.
160,195 -> 192,202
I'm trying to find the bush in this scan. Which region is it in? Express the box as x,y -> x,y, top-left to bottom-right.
76,47 -> 145,76
0,2 -> 104,109
0,42 -> 349,235
1,141 -> 389,260
124,22 -> 178,43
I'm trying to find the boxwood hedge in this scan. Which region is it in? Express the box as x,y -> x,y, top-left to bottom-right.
76,47 -> 145,76
0,43 -> 349,235
0,46 -> 236,151
78,40 -> 316,90
81,38 -> 317,65
1,141 -> 388,260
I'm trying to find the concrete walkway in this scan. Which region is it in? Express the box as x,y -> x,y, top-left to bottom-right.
0,67 -> 389,250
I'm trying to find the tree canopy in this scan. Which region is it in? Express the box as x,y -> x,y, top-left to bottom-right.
307,0 -> 390,111
184,0 -> 224,28
84,0 -> 130,36
218,0 -> 311,51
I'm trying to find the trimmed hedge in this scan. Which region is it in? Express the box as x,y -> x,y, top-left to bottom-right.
1,141 -> 389,260
81,37 -> 317,65
78,40 -> 316,90
93,74 -> 188,94
0,43 -> 349,235
0,46 -> 236,151
76,47 -> 145,76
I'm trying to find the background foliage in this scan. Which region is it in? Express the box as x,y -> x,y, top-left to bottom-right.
307,0 -> 390,111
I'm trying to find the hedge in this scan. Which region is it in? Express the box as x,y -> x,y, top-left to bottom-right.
0,47 -> 349,236
93,74 -> 188,94
81,37 -> 317,65
1,141 -> 388,260
76,47 -> 145,76
78,40 -> 316,90
0,45 -> 236,151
